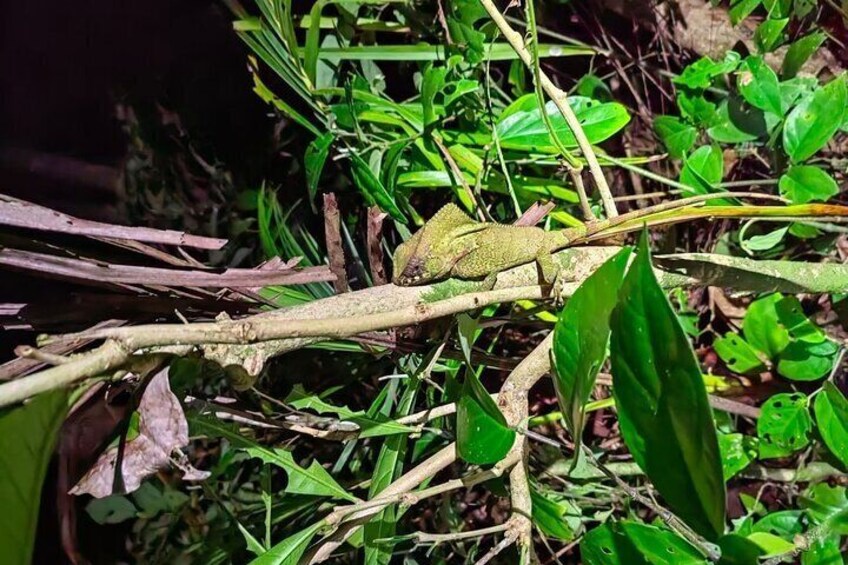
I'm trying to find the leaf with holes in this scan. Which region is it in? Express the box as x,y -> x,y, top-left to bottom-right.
814,382 -> 848,468
718,433 -> 758,480
581,521 -> 706,565
757,393 -> 812,459
610,232 -> 726,541
714,332 -> 767,374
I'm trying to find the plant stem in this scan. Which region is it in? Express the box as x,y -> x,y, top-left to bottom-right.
478,0 -> 619,217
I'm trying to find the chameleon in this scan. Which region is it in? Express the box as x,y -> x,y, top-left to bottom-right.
392,197 -> 848,288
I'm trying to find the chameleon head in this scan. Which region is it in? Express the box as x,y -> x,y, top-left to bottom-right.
391,231 -> 456,285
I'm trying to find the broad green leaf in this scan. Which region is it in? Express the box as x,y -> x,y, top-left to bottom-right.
530,486 -> 581,541
730,0 -> 762,24
191,415 -> 356,501
610,232 -> 726,541
85,495 -> 138,525
740,225 -> 788,253
814,381 -> 848,467
552,247 -> 631,446
714,332 -> 767,374
496,96 -> 631,151
777,339 -> 838,381
674,52 -> 741,89
582,521 -> 706,565
456,372 -> 515,465
782,33 -> 826,79
575,73 -> 613,101
718,433 -> 758,480
707,98 -> 772,143
0,390 -> 69,565
751,510 -> 804,538
251,521 -> 323,565
678,91 -> 720,127
742,294 -> 791,358
757,393 -> 812,459
755,18 -> 788,53
305,132 -> 334,204
783,76 -> 848,162
680,145 -> 723,195
800,483 -> 848,534
654,115 -> 697,159
738,56 -> 782,115
717,533 -> 766,565
779,166 -> 839,204
779,76 -> 818,111
801,534 -> 842,565
349,154 -> 405,221
763,0 -> 791,17
746,532 -> 795,556
364,381 -> 418,565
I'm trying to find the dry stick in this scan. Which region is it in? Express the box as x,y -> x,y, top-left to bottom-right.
478,0 -> 618,217
323,193 -> 349,294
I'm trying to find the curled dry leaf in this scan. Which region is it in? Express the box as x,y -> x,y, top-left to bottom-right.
70,369 -> 209,498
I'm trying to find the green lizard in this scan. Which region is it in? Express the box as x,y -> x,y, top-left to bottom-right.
392,197 -> 848,288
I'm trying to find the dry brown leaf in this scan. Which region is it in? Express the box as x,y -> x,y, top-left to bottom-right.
70,369 -> 209,498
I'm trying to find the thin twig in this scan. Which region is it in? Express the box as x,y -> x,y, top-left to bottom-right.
478,0 -> 619,217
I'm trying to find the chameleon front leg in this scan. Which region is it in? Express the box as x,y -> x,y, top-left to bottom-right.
534,246 -> 566,305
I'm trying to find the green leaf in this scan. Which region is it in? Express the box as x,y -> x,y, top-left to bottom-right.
783,75 -> 848,162
707,98 -> 772,143
552,247 -> 631,446
740,225 -> 788,253
738,56 -> 782,115
678,91 -> 720,127
782,33 -> 827,79
718,433 -> 758,480
717,533 -> 766,565
814,381 -> 848,468
674,52 -> 742,89
800,483 -> 848,534
364,381 -> 418,565
777,339 -> 838,381
251,521 -> 323,565
0,390 -> 68,565
801,534 -> 842,565
755,18 -> 788,53
746,532 -> 795,556
654,116 -> 697,159
582,521 -> 706,564
680,145 -> 724,195
610,232 -> 726,541
779,166 -> 839,204
305,133 -> 334,205
495,95 -> 631,151
530,486 -> 581,541
421,66 -> 447,126
757,393 -> 812,459
191,415 -> 356,501
742,294 -> 791,358
349,154 -> 406,221
456,372 -> 515,465
284,385 -> 415,438
714,332 -> 767,374
730,0 -> 762,25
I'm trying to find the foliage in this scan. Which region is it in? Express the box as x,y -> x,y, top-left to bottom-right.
7,1 -> 848,564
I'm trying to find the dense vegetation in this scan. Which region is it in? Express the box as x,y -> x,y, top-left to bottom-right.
3,1 -> 848,564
